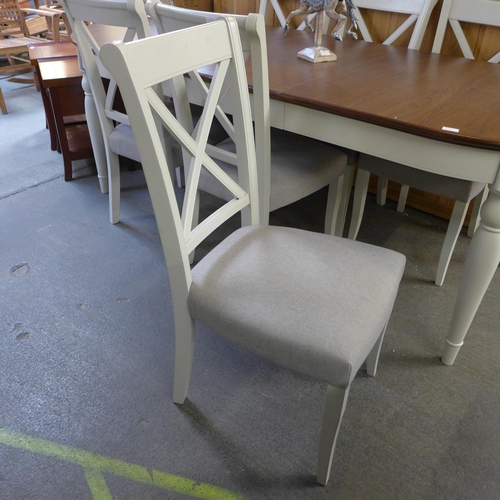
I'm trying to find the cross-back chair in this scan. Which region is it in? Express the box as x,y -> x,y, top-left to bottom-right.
260,0 -> 437,47
57,0 -> 151,223
432,0 -> 500,62
348,0 -> 496,286
100,15 -> 405,486
147,2 -> 350,234
259,0 -> 439,234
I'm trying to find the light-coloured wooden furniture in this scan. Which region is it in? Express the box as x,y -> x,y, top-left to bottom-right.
0,0 -> 48,83
100,16 -> 405,485
0,86 -> 7,114
58,0 -> 151,222
31,0 -> 72,42
146,1 -> 349,233
22,2 -> 71,42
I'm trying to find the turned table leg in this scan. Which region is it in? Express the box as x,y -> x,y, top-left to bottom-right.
442,183 -> 500,365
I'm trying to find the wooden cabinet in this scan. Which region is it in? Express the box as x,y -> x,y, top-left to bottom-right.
214,0 -> 500,224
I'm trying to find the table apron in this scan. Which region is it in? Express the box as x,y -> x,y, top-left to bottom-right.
282,103 -> 500,186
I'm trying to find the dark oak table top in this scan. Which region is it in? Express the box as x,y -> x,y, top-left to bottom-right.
258,26 -> 500,151
88,22 -> 500,151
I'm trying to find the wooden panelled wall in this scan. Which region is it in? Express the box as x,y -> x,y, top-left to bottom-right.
214,0 -> 500,224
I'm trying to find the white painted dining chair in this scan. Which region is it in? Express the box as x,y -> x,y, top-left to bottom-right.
100,17 -> 405,485
348,0 -> 497,286
58,0 -> 152,224
260,0 -> 437,47
147,2 -> 350,234
259,0 -> 439,234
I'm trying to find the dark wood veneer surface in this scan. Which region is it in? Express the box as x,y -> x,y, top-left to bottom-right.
260,27 -> 500,150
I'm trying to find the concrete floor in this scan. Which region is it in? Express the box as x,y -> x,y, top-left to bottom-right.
1,77 -> 500,500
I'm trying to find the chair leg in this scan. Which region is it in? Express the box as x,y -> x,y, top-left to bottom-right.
467,186 -> 488,238
317,384 -> 350,486
365,323 -> 388,377
397,185 -> 410,213
329,162 -> 356,237
0,87 -> 7,114
435,200 -> 469,286
173,309 -> 197,405
63,155 -> 73,181
376,177 -> 388,206
324,174 -> 344,236
109,151 -> 121,224
347,168 -> 370,240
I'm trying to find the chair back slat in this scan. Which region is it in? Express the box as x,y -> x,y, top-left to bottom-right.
58,0 -> 150,145
60,0 -> 149,33
0,0 -> 29,37
259,0 -> 437,50
432,0 -> 500,62
147,2 -> 272,223
100,19 -> 260,260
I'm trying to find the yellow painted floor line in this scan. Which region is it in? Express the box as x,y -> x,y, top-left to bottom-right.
84,468 -> 114,500
0,427 -> 243,500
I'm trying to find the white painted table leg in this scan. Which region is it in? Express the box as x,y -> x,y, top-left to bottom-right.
442,185 -> 500,365
81,71 -> 108,194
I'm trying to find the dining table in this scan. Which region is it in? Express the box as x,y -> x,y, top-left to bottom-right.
89,22 -> 500,366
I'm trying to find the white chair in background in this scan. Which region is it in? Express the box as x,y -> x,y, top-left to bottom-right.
100,17 -> 405,485
147,2 -> 350,234
432,0 -> 500,62
259,0 -> 439,234
348,0 -> 498,286
58,0 -> 151,224
260,0 -> 437,48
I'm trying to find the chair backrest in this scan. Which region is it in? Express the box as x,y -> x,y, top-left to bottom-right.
57,0 -> 150,147
432,0 -> 500,62
146,1 -> 272,221
260,0 -> 438,50
0,0 -> 29,37
351,0 -> 438,49
100,17 -> 259,291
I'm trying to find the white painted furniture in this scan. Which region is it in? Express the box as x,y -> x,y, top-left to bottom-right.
147,2 -> 350,234
58,0 -> 151,224
259,0 -> 439,234
100,17 -> 405,485
260,0 -> 437,47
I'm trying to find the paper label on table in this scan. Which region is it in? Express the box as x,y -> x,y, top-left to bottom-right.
442,126 -> 459,133
320,50 -> 331,56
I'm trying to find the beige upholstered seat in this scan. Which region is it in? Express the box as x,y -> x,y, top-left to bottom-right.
100,16 -> 405,485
